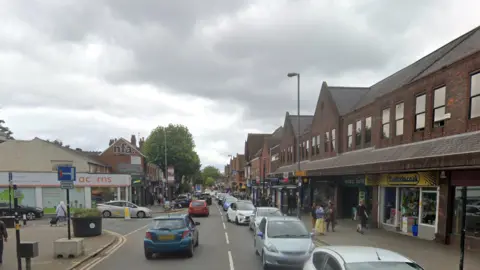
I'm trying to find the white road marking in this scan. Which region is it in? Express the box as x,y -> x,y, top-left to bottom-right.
78,231 -> 127,270
123,224 -> 150,237
228,250 -> 235,270
223,222 -> 226,230
225,232 -> 230,244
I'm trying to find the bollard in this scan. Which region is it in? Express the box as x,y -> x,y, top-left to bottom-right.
22,214 -> 27,226
19,241 -> 38,270
124,207 -> 131,220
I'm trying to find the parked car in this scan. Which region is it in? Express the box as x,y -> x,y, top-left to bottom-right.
249,207 -> 283,232
0,202 -> 43,220
227,200 -> 255,225
254,216 -> 315,269
173,195 -> 191,208
97,200 -> 152,218
223,196 -> 238,211
303,246 -> 424,270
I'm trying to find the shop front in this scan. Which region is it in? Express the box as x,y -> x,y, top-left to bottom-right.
0,172 -> 131,213
370,172 -> 439,240
336,175 -> 373,219
309,177 -> 336,208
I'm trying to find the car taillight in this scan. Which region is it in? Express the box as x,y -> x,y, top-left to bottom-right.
145,232 -> 152,240
181,230 -> 190,239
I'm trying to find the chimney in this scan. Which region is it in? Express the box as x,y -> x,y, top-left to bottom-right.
131,135 -> 137,147
109,139 -> 114,146
139,137 -> 144,149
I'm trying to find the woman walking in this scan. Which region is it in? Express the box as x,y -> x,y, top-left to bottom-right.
315,204 -> 326,235
56,201 -> 67,225
356,200 -> 368,234
310,203 -> 317,231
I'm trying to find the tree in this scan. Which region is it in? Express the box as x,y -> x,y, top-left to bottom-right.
201,166 -> 221,184
0,119 -> 14,140
142,124 -> 201,182
204,177 -> 215,187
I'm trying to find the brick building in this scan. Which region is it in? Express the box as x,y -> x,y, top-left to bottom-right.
264,26 -> 480,249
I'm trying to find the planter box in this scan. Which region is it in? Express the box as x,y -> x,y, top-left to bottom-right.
72,216 -> 102,237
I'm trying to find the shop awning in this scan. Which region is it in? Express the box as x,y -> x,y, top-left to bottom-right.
270,161 -> 310,175
306,130 -> 480,175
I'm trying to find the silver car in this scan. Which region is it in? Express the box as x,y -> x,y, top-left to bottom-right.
254,216 -> 315,269
249,207 -> 283,232
97,200 -> 152,218
303,246 -> 424,270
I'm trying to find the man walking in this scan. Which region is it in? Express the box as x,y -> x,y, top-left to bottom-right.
356,200 -> 368,234
0,219 -> 8,264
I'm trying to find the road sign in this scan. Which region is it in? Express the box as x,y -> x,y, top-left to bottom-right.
57,166 -> 76,181
60,181 -> 74,189
14,190 -> 22,198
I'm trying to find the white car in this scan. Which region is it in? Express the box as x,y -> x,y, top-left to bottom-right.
249,207 -> 283,232
97,200 -> 152,218
226,200 -> 255,225
303,246 -> 424,270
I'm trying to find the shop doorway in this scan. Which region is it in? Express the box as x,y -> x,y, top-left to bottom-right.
341,187 -> 359,219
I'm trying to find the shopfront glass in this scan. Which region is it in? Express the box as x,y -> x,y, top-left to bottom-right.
452,186 -> 480,238
383,187 -> 397,225
420,187 -> 437,226
311,182 -> 334,205
91,187 -> 117,205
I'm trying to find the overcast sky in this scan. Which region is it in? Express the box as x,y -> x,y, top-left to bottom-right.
0,0 -> 479,171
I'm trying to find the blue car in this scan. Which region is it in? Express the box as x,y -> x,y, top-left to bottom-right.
223,196 -> 238,211
144,214 -> 200,259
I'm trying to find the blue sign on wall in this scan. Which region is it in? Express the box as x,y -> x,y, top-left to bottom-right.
57,166 -> 76,181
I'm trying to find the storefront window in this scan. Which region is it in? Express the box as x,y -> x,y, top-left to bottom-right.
399,188 -> 419,232
383,187 -> 396,225
453,187 -> 480,237
91,187 -> 117,206
420,188 -> 437,225
312,183 -> 334,205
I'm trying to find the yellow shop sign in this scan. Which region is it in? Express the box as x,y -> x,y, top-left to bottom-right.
366,172 -> 438,187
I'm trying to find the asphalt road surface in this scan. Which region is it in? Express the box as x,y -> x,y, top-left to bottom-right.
88,204 -> 264,270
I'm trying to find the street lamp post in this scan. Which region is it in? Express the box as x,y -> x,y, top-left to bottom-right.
164,127 -> 169,201
287,72 -> 301,219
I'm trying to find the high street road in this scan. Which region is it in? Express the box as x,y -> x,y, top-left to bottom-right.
87,205 -> 264,270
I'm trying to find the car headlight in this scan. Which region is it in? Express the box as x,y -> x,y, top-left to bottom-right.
265,243 -> 278,253
309,242 -> 315,253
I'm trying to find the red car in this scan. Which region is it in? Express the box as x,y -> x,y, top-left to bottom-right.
188,200 -> 209,217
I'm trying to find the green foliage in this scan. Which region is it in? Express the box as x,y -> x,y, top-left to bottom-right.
201,165 -> 220,186
0,119 -> 14,140
204,177 -> 215,187
179,182 -> 193,193
73,208 -> 101,218
143,124 -> 201,181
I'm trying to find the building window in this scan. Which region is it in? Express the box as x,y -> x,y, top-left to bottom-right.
365,117 -> 372,145
382,108 -> 390,138
355,120 -> 362,147
470,73 -> 480,119
306,140 -> 310,159
415,94 -> 426,131
316,135 -> 320,154
331,129 -> 336,151
395,102 -> 404,136
324,132 -> 330,152
312,136 -> 316,156
420,187 -> 437,226
433,86 -> 446,127
347,124 -> 353,149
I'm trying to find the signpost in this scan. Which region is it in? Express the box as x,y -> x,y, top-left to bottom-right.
8,172 -> 12,214
13,184 -> 22,270
57,166 -> 76,240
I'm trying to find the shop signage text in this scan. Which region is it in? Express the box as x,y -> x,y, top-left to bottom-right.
113,143 -> 135,155
342,176 -> 365,186
78,176 -> 112,183
366,172 -> 438,187
387,174 -> 419,185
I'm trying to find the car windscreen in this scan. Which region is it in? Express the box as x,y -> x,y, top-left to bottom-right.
191,201 -> 205,207
237,202 -> 255,211
257,209 -> 282,217
267,220 -> 310,238
346,262 -> 424,270
151,219 -> 186,230
225,197 -> 237,203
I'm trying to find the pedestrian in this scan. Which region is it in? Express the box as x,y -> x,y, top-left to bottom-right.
56,201 -> 67,225
326,201 -> 336,232
356,200 -> 368,234
0,219 -> 7,264
310,203 -> 317,231
315,204 -> 326,235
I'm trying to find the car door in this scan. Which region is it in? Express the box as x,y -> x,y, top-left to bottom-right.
126,202 -> 138,216
110,201 -> 126,217
188,216 -> 198,244
255,218 -> 267,254
228,203 -> 237,221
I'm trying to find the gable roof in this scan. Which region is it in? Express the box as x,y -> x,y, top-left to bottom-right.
354,25 -> 480,110
245,133 -> 270,161
268,126 -> 283,148
328,86 -> 370,115
287,114 -> 314,136
100,137 -> 146,157
35,138 -> 107,166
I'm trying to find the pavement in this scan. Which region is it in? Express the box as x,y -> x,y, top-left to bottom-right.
301,216 -> 480,270
2,224 -> 116,270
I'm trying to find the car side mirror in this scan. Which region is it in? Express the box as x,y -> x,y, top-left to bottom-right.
257,231 -> 263,238
195,221 -> 200,226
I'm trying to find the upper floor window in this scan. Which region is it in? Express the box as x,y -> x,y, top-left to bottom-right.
365,117 -> 372,145
312,136 -> 316,156
415,94 -> 426,131
395,102 -> 404,136
324,132 -> 330,152
355,120 -> 362,147
470,73 -> 480,119
306,140 -> 310,158
347,124 -> 353,149
382,108 -> 390,138
331,129 -> 336,151
433,86 -> 446,127
316,135 -> 321,154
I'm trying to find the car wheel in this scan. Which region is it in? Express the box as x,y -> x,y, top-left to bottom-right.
254,240 -> 259,255
144,250 -> 153,260
186,243 -> 194,258
194,234 -> 199,247
235,217 -> 239,225
102,211 -> 112,218
26,212 -> 36,220
137,211 -> 146,218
